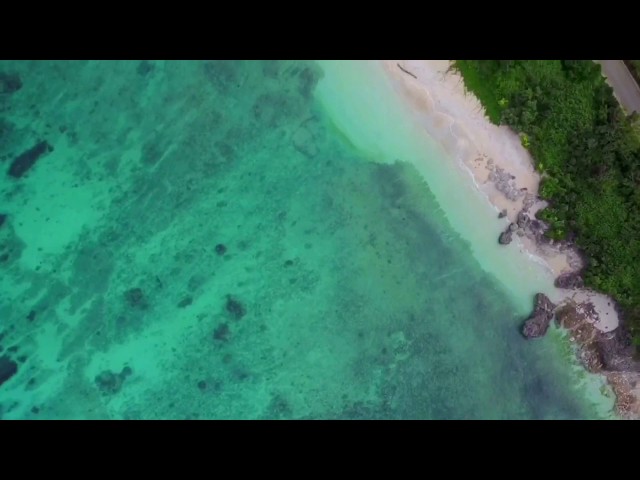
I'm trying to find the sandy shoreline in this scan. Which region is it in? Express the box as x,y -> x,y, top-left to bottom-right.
379,60 -> 620,335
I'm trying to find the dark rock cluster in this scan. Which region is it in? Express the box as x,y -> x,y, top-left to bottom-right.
177,296 -> 193,308
498,228 -> 513,245
225,296 -> 246,320
0,72 -> 22,95
94,366 -> 133,395
555,302 -> 640,372
8,141 -> 54,178
124,287 -> 148,309
498,211 -> 534,245
213,323 -> 230,342
0,355 -> 18,388
522,293 -> 556,338
554,272 -> 584,290
487,163 -> 526,201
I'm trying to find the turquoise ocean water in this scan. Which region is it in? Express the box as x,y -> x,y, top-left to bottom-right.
0,60 -> 614,419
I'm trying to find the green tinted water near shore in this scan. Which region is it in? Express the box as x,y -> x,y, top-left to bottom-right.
0,60 -> 613,419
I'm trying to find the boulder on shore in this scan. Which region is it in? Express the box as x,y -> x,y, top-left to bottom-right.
554,272 -> 584,290
498,230 -> 513,245
522,293 -> 556,338
517,211 -> 531,228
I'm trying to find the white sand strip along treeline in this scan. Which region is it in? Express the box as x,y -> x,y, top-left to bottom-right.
380,60 -> 619,333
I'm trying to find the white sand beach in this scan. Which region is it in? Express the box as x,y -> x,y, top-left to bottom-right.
380,60 -> 619,334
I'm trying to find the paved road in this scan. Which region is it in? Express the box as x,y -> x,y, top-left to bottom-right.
595,60 -> 640,114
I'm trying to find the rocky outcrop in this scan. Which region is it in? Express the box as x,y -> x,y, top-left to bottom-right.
498,223 -> 519,245
606,372 -> 640,419
555,272 -> 584,290
595,327 -> 640,373
516,211 -> 531,229
498,229 -> 513,245
488,158 -> 640,416
522,293 -> 556,338
554,301 -> 640,418
487,164 -> 526,201
528,218 -> 547,239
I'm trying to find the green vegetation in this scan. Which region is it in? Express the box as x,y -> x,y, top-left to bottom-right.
453,60 -> 640,342
624,60 -> 640,86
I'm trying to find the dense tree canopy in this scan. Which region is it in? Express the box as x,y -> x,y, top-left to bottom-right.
624,60 -> 640,86
453,60 -> 640,344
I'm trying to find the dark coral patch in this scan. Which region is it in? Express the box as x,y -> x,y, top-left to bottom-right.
177,296 -> 193,308
213,323 -> 230,342
225,296 -> 246,320
124,287 -> 148,309
0,356 -> 18,388
8,141 -> 54,178
0,72 -> 22,94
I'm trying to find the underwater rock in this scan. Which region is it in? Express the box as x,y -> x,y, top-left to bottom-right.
267,393 -> 293,419
225,296 -> 246,320
124,287 -> 148,309
213,323 -> 230,342
0,119 -> 14,141
177,296 -> 193,308
522,293 -> 556,338
214,243 -> 227,256
0,214 -> 6,228
297,65 -> 321,99
253,92 -> 299,128
27,310 -> 36,322
0,355 -> 18,388
292,125 -> 318,158
0,73 -> 22,95
95,371 -> 122,395
94,366 -> 132,395
8,141 -> 54,178
137,61 -> 155,76
203,61 -> 241,93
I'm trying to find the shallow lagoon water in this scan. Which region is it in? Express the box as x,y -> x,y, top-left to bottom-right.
0,60 -> 613,419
